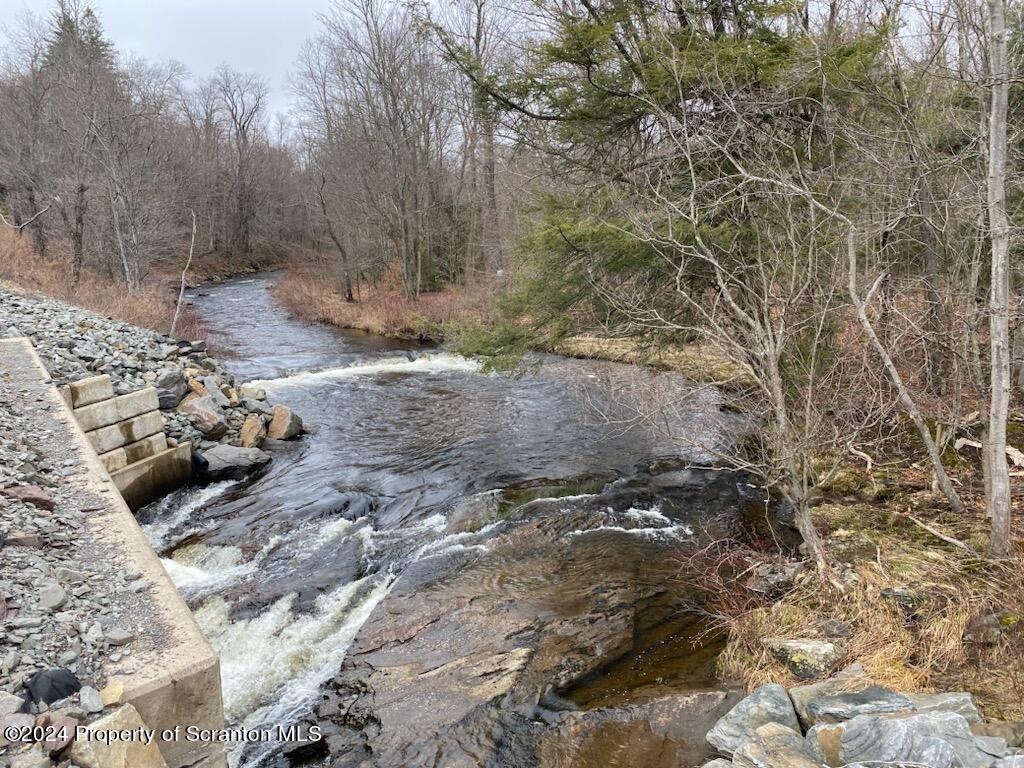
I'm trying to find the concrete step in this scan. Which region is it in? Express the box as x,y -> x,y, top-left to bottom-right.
65,373 -> 115,408
98,432 -> 169,473
74,387 -> 160,432
86,410 -> 164,454
110,443 -> 192,511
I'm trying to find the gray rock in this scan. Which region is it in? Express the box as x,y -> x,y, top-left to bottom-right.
202,376 -> 230,407
179,395 -> 228,438
155,368 -> 187,409
104,627 -> 134,646
806,685 -> 915,724
706,683 -> 801,756
700,760 -> 732,768
733,722 -> 820,768
79,685 -> 103,713
839,712 -> 1000,768
786,667 -> 868,729
763,638 -> 843,680
37,580 -> 67,611
907,692 -> 983,724
200,444 -> 272,481
0,690 -> 24,715
8,746 -> 51,768
994,758 -> 1024,767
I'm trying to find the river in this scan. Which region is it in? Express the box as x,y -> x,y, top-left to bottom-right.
138,274 -> 747,767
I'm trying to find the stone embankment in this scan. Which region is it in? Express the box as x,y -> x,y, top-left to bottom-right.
0,338 -> 224,768
0,289 -> 304,488
699,664 -> 1024,768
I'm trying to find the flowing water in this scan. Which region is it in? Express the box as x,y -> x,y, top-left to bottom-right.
138,275 -> 734,767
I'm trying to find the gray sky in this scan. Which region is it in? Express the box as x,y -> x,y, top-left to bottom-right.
0,0 -> 332,114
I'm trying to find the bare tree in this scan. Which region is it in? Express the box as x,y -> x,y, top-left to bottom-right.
985,0 -> 1011,556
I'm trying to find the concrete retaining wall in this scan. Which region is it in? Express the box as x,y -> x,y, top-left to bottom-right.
7,339 -> 226,768
59,376 -> 191,510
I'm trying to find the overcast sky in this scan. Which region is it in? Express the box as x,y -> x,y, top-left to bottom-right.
0,0 -> 332,114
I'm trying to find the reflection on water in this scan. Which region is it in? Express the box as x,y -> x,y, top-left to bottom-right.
139,275 -> 734,767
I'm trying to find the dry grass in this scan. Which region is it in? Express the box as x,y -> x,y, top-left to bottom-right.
272,267 -> 498,340
554,335 -> 756,388
717,492 -> 1024,719
0,229 -> 204,339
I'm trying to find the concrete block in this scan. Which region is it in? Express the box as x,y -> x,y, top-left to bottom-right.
111,443 -> 191,510
98,433 -> 168,473
86,410 -> 164,455
74,387 -> 160,432
68,374 -> 114,408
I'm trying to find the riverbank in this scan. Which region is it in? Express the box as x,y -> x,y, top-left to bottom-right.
0,286 -> 305,485
0,228 -> 292,340
3,273 -> 1022,767
273,268 -> 750,386
717,473 -> 1024,721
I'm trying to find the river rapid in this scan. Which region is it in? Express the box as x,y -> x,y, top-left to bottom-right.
138,275 -> 751,767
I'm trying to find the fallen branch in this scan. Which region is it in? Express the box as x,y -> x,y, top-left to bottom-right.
0,202 -> 52,231
954,437 -> 1024,468
902,513 -> 977,555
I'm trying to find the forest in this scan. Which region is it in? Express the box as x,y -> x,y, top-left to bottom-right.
2,0 -> 1017,564
1,1 -> 1024,764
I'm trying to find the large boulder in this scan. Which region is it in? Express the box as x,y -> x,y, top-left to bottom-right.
808,711 -> 1005,768
907,692 -> 983,724
199,444 -> 271,481
240,413 -> 267,448
733,722 -> 820,768
790,664 -> 871,728
267,404 -> 303,440
68,704 -> 168,768
178,395 -> 228,439
706,683 -> 801,756
154,368 -> 187,409
763,638 -> 843,680
806,685 -> 915,724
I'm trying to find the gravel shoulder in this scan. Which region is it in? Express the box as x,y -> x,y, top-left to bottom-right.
0,339 -> 163,724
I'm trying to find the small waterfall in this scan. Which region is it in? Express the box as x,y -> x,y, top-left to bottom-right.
245,352 -> 482,389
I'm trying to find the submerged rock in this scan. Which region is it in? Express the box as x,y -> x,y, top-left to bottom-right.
311,480 -> 747,767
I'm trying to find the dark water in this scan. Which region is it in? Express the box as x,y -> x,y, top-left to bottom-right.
139,275 -> 732,767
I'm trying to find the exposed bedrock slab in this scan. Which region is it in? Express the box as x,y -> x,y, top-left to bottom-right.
309,489 -> 746,768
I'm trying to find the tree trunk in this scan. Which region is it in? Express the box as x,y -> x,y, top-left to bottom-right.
985,0 -> 1012,556
71,183 -> 87,285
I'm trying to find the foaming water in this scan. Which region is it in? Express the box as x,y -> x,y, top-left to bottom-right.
139,481 -> 237,551
245,352 -> 481,389
140,274 -> 734,767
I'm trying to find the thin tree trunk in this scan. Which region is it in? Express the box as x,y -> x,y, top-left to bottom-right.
986,0 -> 1012,556
847,232 -> 966,514
171,210 -> 197,337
